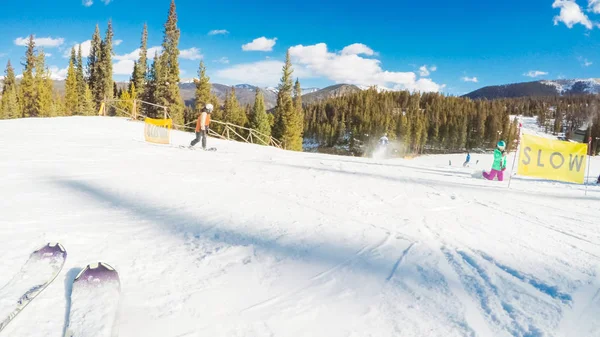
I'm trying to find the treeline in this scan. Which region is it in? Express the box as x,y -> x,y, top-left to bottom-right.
0,38 -> 70,119
303,91 -> 600,155
303,89 -> 520,155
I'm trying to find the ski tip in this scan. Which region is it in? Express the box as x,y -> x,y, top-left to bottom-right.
33,242 -> 67,259
74,262 -> 120,285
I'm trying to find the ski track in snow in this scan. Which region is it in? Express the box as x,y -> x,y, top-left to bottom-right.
1,116 -> 599,337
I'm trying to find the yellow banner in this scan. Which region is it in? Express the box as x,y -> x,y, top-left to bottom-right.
517,133 -> 588,184
144,118 -> 172,144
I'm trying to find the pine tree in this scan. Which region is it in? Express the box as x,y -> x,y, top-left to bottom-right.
273,51 -> 294,140
117,88 -> 133,115
65,48 -> 79,115
144,51 -> 165,118
194,61 -> 211,107
0,60 -> 20,119
223,86 -> 247,128
20,35 -> 37,117
250,88 -> 271,144
289,78 -> 304,149
160,0 -> 184,124
131,23 -> 148,95
273,51 -> 303,151
34,49 -> 55,117
100,20 -> 114,106
88,25 -> 103,109
191,60 -> 211,124
82,84 -> 95,116
76,44 -> 86,112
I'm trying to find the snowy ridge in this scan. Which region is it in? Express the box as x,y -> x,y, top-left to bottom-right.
540,78 -> 600,94
0,116 -> 599,337
357,84 -> 394,93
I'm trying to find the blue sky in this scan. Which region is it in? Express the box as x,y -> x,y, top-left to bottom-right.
0,0 -> 599,95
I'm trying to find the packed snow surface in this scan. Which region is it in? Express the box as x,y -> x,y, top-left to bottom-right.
1,116 -> 600,337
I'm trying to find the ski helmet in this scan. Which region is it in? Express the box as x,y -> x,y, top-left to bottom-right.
497,140 -> 506,150
205,103 -> 214,113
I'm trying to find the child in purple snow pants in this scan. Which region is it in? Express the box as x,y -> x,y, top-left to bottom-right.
483,169 -> 504,181
483,141 -> 508,181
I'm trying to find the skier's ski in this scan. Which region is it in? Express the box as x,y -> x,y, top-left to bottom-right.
179,145 -> 217,151
0,243 -> 67,332
64,262 -> 121,337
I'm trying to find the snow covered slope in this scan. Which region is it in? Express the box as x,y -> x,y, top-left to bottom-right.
1,116 -> 600,337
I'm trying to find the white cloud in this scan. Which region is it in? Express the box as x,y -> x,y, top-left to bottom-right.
524,70 -> 548,78
114,46 -> 162,61
552,0 -> 593,29
180,47 -> 202,60
83,0 -> 111,6
340,43 -> 374,56
577,57 -> 594,67
114,40 -> 123,46
215,57 -> 230,64
14,36 -> 64,48
418,65 -> 437,77
49,66 -> 68,80
462,76 -> 479,83
242,37 -> 277,52
288,43 -> 444,93
589,0 -> 600,13
208,30 -> 229,36
216,60 -> 311,87
113,59 -> 135,75
46,53 -> 53,57
399,78 -> 445,93
63,40 -> 92,58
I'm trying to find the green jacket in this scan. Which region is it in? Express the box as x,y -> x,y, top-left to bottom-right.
492,148 -> 507,171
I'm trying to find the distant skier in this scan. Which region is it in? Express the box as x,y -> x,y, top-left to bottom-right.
379,133 -> 390,147
190,103 -> 213,149
482,141 -> 507,181
463,152 -> 471,167
379,133 -> 389,147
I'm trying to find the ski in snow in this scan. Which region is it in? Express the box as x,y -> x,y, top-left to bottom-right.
0,242 -> 67,332
179,145 -> 217,151
64,262 -> 121,337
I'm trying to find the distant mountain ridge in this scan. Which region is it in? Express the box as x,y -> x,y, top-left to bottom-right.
463,79 -> 600,100
3,78 -> 403,109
